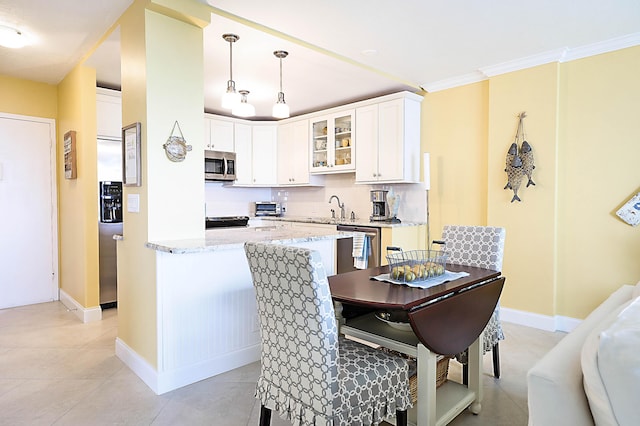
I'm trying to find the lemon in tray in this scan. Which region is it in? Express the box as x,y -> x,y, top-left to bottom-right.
391,266 -> 404,279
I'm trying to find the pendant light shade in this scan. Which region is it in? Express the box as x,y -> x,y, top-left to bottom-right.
272,50 -> 290,119
221,34 -> 241,109
232,90 -> 256,117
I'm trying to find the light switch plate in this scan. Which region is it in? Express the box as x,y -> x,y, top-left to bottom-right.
127,194 -> 140,213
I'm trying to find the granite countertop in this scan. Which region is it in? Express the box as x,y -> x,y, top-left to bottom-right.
146,225 -> 352,254
256,216 -> 426,228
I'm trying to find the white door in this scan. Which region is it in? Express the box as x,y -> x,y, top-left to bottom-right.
0,113 -> 58,309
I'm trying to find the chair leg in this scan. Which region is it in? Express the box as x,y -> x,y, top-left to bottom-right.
259,405 -> 271,426
462,363 -> 469,386
396,409 -> 408,426
492,342 -> 500,378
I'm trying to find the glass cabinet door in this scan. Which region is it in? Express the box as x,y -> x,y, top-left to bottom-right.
333,113 -> 353,170
311,118 -> 329,170
310,111 -> 354,173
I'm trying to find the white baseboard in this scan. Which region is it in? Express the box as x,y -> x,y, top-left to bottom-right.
115,337 -> 260,395
59,289 -> 102,323
115,338 -> 159,393
501,307 -> 582,333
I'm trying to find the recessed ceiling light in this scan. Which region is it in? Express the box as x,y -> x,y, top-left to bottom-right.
361,49 -> 378,56
0,24 -> 26,49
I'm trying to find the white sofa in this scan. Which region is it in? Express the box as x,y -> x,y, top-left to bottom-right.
527,282 -> 640,426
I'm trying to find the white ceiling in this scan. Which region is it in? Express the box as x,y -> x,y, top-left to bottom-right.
2,0 -> 640,120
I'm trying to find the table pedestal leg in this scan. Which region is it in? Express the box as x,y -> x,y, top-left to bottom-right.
417,343 -> 437,426
467,334 -> 483,414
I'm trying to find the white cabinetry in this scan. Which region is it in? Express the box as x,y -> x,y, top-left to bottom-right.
204,115 -> 235,151
234,123 -> 253,184
310,111 -> 354,174
96,88 -> 121,139
235,124 -> 278,186
355,94 -> 422,184
277,119 -> 320,186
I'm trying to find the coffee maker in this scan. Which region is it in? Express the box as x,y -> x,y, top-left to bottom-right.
370,190 -> 388,221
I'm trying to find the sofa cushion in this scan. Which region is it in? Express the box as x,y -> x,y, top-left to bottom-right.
581,299 -> 631,425
528,284 -> 634,426
598,296 -> 640,425
632,280 -> 640,299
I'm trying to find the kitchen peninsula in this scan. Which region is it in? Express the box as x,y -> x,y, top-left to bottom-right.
116,224 -> 350,395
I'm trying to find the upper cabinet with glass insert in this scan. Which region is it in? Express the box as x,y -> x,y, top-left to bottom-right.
310,110 -> 355,174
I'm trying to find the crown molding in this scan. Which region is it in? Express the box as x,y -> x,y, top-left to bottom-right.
421,32 -> 640,94
562,32 -> 640,62
421,71 -> 487,93
479,48 -> 569,78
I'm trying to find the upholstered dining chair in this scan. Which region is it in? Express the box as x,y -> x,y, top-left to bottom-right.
244,242 -> 412,426
439,225 -> 506,381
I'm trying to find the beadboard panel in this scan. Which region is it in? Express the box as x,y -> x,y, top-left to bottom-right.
156,249 -> 260,372
151,239 -> 335,393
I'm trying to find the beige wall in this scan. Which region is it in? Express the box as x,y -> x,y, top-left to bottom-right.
423,81 -> 489,237
116,0 -> 209,368
0,75 -> 57,119
424,46 -> 640,320
557,47 -> 640,318
57,65 -> 101,308
487,63 -> 560,316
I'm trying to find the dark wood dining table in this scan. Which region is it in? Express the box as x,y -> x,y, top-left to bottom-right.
328,263 -> 505,426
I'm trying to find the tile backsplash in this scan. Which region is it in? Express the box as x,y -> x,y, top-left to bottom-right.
205,174 -> 427,223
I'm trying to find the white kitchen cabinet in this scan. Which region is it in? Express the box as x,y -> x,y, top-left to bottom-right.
234,124 -> 278,186
277,119 -> 322,186
310,111 -> 354,174
234,123 -> 253,185
204,115 -> 235,152
97,88 -> 122,139
355,95 -> 421,183
252,125 -> 278,185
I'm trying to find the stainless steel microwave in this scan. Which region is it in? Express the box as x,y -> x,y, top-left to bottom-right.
205,150 -> 236,181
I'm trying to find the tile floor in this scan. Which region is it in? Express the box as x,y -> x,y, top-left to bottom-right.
0,301 -> 565,425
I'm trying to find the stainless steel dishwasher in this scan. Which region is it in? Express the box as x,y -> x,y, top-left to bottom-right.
336,225 -> 381,274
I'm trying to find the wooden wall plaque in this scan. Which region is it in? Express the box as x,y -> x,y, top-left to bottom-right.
64,130 -> 77,179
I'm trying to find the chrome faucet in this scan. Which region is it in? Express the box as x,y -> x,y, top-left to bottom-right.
328,195 -> 345,220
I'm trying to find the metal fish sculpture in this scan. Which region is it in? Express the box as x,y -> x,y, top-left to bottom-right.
504,142 -> 518,190
505,148 -> 524,202
520,141 -> 536,187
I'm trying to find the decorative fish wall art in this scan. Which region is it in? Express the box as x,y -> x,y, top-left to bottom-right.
504,112 -> 535,202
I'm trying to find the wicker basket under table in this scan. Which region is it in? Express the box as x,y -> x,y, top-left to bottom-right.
379,346 -> 450,404
409,356 -> 450,404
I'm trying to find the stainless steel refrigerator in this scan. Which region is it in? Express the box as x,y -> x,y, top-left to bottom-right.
98,138 -> 122,308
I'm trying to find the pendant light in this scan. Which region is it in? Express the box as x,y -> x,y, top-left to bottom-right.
272,50 -> 290,119
232,90 -> 256,117
221,34 -> 241,109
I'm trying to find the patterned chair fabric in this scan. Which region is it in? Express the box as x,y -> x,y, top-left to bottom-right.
441,225 -> 506,357
244,242 -> 411,426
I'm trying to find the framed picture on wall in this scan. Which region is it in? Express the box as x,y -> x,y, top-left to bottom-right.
63,130 -> 77,179
122,122 -> 141,186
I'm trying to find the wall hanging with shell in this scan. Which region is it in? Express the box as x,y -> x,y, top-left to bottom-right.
163,121 -> 192,162
504,112 -> 535,202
